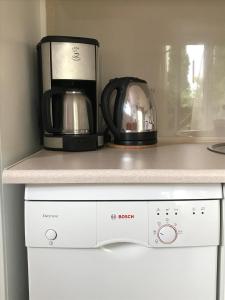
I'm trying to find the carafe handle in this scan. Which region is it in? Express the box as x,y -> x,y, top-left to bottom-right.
42,88 -> 63,133
101,79 -> 125,138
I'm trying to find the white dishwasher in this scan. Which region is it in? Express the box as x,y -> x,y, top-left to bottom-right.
25,184 -> 222,300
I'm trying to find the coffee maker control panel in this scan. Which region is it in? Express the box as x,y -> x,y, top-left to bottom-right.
51,42 -> 96,81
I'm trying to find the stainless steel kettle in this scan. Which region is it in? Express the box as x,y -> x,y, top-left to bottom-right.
42,88 -> 93,135
101,77 -> 157,145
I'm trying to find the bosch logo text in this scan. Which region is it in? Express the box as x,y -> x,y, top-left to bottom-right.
111,214 -> 135,220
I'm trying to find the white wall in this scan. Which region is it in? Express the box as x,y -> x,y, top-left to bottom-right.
0,1 -> 44,299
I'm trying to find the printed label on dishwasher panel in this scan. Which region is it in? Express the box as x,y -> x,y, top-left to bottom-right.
97,202 -> 148,246
25,202 -> 97,248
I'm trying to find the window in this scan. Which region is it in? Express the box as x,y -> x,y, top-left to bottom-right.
160,44 -> 225,138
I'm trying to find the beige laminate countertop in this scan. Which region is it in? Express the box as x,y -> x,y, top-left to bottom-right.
2,143 -> 225,184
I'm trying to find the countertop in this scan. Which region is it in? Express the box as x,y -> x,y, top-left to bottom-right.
2,143 -> 225,184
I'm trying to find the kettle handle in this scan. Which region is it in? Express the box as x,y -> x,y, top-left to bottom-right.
42,88 -> 63,133
101,79 -> 125,137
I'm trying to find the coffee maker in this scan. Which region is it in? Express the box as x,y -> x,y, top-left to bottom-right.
37,36 -> 103,151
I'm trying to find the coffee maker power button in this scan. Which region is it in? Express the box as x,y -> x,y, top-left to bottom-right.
45,229 -> 57,240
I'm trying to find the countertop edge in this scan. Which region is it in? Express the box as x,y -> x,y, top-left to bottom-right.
3,169 -> 225,184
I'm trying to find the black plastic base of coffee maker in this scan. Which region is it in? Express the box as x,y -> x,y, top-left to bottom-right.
114,131 -> 157,146
44,134 -> 100,152
63,134 -> 98,151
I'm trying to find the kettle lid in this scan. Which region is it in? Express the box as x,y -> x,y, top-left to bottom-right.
110,77 -> 147,84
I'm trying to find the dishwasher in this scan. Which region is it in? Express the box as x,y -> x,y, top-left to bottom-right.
25,184 -> 223,300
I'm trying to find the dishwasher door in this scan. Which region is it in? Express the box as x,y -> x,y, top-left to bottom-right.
25,200 -> 220,300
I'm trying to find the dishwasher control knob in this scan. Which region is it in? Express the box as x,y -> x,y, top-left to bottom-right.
45,229 -> 57,240
157,224 -> 177,244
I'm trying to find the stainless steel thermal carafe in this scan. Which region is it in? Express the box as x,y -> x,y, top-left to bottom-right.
62,90 -> 93,135
42,88 -> 93,136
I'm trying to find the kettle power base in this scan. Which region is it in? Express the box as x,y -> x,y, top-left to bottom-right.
207,143 -> 225,154
107,143 -> 157,150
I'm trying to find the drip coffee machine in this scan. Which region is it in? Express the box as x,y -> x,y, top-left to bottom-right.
37,36 -> 103,151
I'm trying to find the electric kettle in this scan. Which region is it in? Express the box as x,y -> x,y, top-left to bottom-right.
42,88 -> 93,136
101,77 -> 157,145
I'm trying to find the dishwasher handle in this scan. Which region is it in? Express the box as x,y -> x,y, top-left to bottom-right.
97,241 -> 150,259
96,239 -> 149,248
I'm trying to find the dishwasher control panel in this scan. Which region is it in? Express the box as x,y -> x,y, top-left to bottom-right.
25,200 -> 220,248
148,200 -> 220,247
